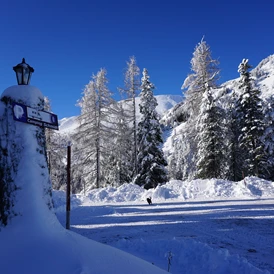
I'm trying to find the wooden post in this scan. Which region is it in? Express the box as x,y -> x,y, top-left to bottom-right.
66,143 -> 71,230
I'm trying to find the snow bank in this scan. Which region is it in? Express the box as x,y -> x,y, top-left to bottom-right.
53,177 -> 274,210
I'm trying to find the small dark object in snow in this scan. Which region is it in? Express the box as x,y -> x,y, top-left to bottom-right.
147,197 -> 152,205
248,248 -> 257,253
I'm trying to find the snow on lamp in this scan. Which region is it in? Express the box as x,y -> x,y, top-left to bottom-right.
13,58 -> 34,85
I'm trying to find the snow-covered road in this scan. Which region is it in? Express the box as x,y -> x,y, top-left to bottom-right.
56,197 -> 274,273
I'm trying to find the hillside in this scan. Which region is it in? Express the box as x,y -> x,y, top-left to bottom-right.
161,54 -> 274,126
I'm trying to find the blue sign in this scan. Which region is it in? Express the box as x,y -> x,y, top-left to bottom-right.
12,102 -> 59,130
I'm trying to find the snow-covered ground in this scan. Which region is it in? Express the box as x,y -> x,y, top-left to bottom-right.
54,177 -> 274,274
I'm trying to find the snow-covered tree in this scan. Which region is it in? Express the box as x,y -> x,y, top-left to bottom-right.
170,38 -> 220,180
261,96 -> 274,179
182,37 -> 219,118
119,56 -> 140,178
196,86 -> 227,179
226,91 -> 244,181
111,102 -> 134,186
236,59 -> 267,178
135,68 -> 168,189
43,97 -> 67,191
75,69 -> 118,190
74,79 -> 98,191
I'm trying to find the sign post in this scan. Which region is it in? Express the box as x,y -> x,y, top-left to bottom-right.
66,143 -> 71,230
12,102 -> 59,130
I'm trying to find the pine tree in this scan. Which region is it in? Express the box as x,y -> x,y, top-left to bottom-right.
236,59 -> 266,178
135,68 -> 168,189
196,86 -> 227,179
261,96 -> 274,179
226,91 -> 244,181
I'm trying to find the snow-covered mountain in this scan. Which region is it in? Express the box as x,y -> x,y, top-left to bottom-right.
162,54 -> 274,126
58,94 -> 184,134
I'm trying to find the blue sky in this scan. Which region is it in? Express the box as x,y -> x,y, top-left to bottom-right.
0,0 -> 273,119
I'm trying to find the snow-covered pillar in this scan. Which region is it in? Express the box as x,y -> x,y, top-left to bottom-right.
0,59 -> 57,230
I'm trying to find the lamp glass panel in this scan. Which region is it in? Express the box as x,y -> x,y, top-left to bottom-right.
17,71 -> 23,85
23,68 -> 30,84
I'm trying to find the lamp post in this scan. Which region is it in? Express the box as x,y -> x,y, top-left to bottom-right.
13,58 -> 34,85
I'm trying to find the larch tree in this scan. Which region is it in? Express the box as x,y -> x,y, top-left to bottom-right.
182,37 -> 219,118
134,68 -> 168,189
119,56 -> 140,179
92,68 -> 118,188
75,68 -> 117,190
74,79 -> 98,191
175,38 -> 220,180
105,102 -> 133,186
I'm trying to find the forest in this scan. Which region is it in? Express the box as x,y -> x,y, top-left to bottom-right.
45,39 -> 274,193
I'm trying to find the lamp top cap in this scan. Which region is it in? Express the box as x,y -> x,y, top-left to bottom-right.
13,58 -> 34,72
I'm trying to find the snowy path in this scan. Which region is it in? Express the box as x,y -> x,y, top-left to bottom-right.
56,198 -> 274,273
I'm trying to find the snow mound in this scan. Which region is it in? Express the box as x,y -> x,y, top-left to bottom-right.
53,177 -> 274,211
84,183 -> 145,204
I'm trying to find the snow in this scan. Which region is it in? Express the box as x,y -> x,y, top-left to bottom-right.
135,94 -> 183,121
59,115 -> 79,133
1,85 -> 44,108
54,178 -> 274,274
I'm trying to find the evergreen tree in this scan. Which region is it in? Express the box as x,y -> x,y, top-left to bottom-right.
135,68 -> 168,189
236,59 -> 266,178
196,85 -> 227,179
261,96 -> 274,180
226,92 -> 244,181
